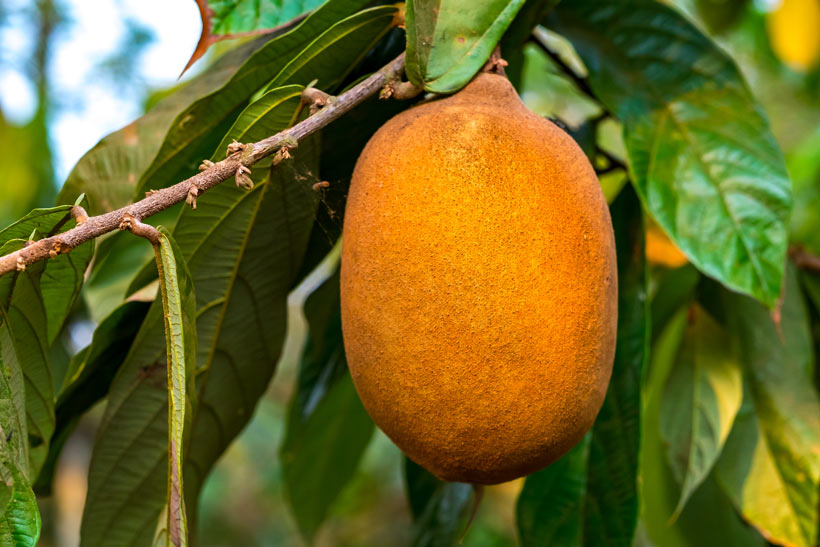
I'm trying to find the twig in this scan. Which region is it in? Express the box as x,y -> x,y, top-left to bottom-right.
0,53 -> 407,277
790,245 -> 820,273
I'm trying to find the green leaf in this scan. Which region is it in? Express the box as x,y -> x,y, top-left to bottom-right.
641,309 -> 766,547
81,143 -> 319,546
405,0 -> 527,93
0,265 -> 54,479
404,458 -> 475,547
0,457 -> 40,547
262,5 -> 397,93
35,300 -> 151,495
516,187 -> 647,547
183,0 -> 326,73
135,0 -> 373,196
0,198 -> 93,344
207,0 -> 325,35
152,228 -> 197,547
659,306 -> 742,517
0,299 -> 41,547
281,268 -> 374,541
547,0 -> 792,307
715,267 -> 820,547
517,436 -> 590,546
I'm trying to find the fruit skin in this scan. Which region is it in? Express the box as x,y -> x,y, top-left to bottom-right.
340,73 -> 617,484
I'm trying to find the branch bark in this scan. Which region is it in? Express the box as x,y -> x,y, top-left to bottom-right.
0,52 -> 407,277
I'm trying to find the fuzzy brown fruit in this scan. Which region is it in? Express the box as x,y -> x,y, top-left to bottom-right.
340,73 -> 617,485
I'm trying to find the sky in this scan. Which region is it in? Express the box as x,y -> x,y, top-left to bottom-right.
0,0 -> 201,182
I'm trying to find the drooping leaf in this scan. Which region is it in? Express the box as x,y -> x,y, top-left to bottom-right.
641,309 -> 766,547
135,0 -> 373,197
715,267 -> 820,547
150,228 -> 197,547
0,264 -> 54,479
0,196 -> 93,344
659,306 -> 742,517
516,187 -> 647,547
281,268 -> 374,541
405,0 -> 527,93
0,303 -> 41,546
404,458 -> 475,547
184,0 -> 326,74
81,134 -> 319,547
34,300 -> 151,495
547,0 -> 792,308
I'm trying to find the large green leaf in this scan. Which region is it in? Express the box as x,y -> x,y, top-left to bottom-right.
152,228 -> 197,547
0,265 -> 54,480
516,187 -> 647,547
0,304 -> 39,546
405,0 -> 527,93
404,458 -> 475,547
135,0 -> 373,197
547,0 -> 792,308
715,268 -> 820,547
0,197 -> 93,344
262,5 -> 396,93
659,306 -> 742,517
34,300 -> 151,494
81,132 -> 319,547
281,268 -> 374,541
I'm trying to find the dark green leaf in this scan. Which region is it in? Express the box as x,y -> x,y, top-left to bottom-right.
715,267 -> 820,547
659,306 -> 742,517
0,265 -> 54,479
34,300 -> 151,495
0,299 -> 42,547
281,269 -> 374,540
81,141 -> 319,546
516,187 -> 647,547
135,0 -> 373,196
263,6 -> 397,93
517,437 -> 589,546
153,227 -> 197,547
404,458 -> 474,547
405,0 -> 527,93
547,0 -> 792,307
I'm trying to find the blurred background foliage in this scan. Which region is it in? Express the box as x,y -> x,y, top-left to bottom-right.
2,0 -> 820,545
